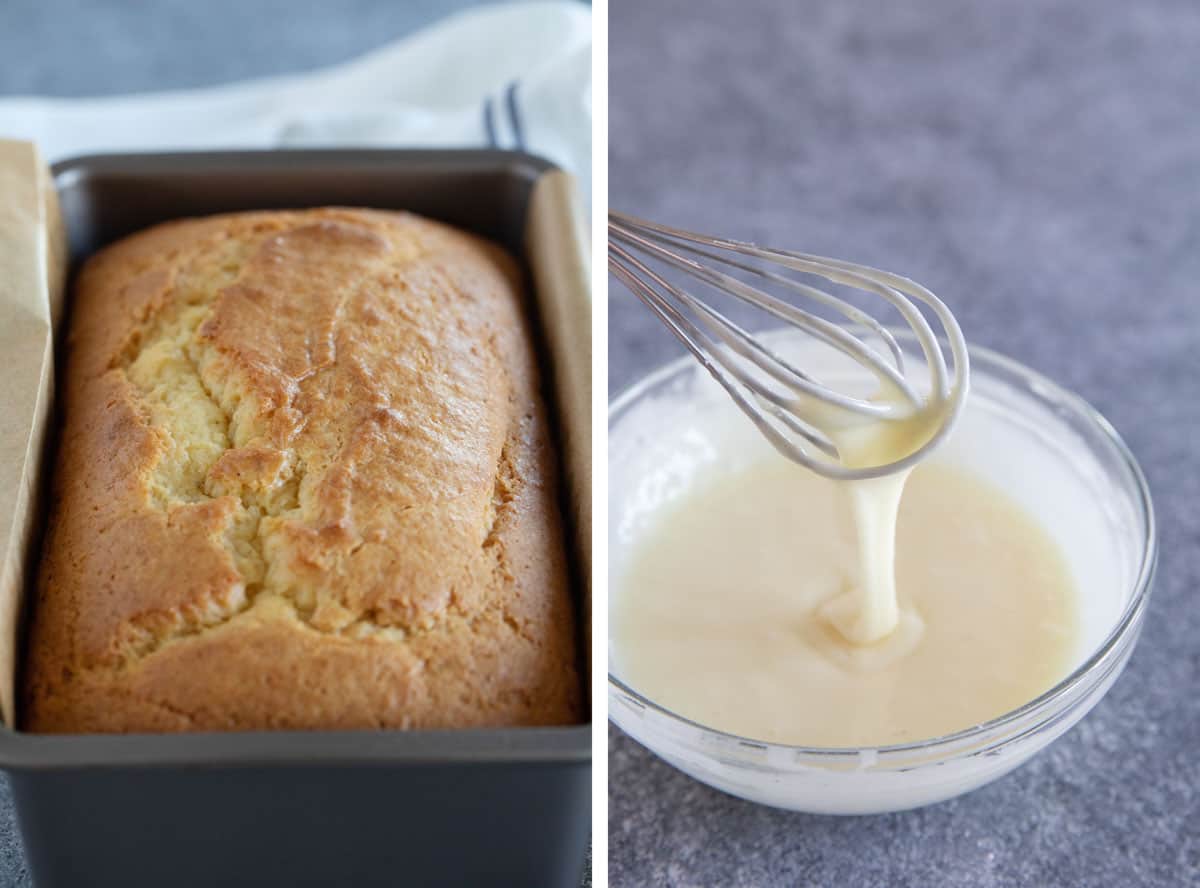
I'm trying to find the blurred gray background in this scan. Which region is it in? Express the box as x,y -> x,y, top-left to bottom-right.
0,0 -> 516,96
0,2 -> 589,886
610,1 -> 1199,886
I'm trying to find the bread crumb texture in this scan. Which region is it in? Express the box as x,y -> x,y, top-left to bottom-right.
24,208 -> 581,733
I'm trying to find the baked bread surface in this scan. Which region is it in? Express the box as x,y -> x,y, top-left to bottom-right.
24,208 -> 580,733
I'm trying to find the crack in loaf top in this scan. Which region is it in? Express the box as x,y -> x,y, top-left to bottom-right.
24,207 -> 580,733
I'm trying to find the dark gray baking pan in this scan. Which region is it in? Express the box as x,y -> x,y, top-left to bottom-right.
0,150 -> 591,888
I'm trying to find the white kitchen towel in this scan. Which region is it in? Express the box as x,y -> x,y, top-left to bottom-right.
0,1 -> 592,205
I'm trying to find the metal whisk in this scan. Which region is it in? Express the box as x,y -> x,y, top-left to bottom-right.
609,212 -> 969,480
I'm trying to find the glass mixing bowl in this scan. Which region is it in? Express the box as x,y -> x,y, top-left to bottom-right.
608,332 -> 1156,815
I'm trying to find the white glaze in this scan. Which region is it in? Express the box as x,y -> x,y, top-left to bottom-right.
611,333 -> 1136,746
609,334 -> 1146,811
612,457 -> 1077,747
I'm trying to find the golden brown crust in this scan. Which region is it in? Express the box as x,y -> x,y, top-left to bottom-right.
23,208 -> 580,733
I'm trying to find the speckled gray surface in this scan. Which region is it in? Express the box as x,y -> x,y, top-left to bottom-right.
0,2 -> 588,887
609,1 -> 1199,886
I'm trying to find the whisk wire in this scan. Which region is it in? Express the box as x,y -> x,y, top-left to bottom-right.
616,220 -> 911,381
609,242 -> 839,455
608,212 -> 969,479
611,221 -> 920,413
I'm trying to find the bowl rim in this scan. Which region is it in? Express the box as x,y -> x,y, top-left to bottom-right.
607,333 -> 1157,763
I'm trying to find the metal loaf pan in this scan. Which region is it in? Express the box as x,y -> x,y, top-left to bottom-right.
0,150 -> 592,888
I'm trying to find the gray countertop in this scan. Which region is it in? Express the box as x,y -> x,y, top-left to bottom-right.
0,2 -> 588,887
609,1 -> 1199,886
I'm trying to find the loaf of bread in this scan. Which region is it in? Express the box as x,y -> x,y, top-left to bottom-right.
24,208 -> 581,733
